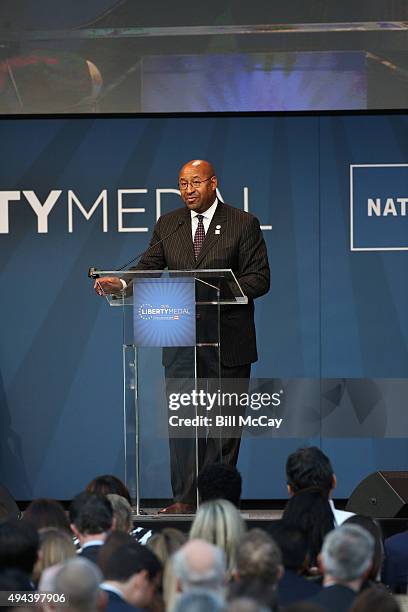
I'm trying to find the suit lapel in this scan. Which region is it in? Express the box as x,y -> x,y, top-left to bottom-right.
178,209 -> 196,268
195,202 -> 227,268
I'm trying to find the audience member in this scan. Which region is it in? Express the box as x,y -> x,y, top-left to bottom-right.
382,526 -> 408,594
47,557 -> 106,612
97,531 -> 134,577
0,568 -> 34,595
309,524 -> 374,612
32,527 -> 76,585
101,540 -> 161,611
269,522 -> 321,605
148,528 -> 187,611
284,447 -> 345,568
23,498 -> 70,532
86,475 -> 132,505
229,529 -> 281,610
350,587 -> 401,612
198,464 -> 242,508
283,603 -> 325,612
343,515 -> 384,585
174,589 -> 225,612
0,518 -> 39,580
172,539 -> 226,594
190,500 -> 246,575
69,492 -> 113,563
106,494 -> 133,533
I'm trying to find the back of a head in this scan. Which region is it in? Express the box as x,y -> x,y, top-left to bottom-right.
23,498 -> 70,532
96,531 -> 134,578
106,494 -> 132,533
350,587 -> 401,612
173,539 -> 225,592
190,500 -> 246,573
198,464 -> 242,508
269,522 -> 308,571
321,524 -> 374,582
0,518 -> 39,575
236,529 -> 282,584
69,492 -> 113,536
286,447 -> 333,493
53,558 -> 102,612
148,528 -> 187,565
33,527 -> 76,584
103,540 -> 161,582
343,515 -> 384,580
174,590 -> 225,612
86,475 -> 131,505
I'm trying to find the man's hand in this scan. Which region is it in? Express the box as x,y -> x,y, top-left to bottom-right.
94,276 -> 123,296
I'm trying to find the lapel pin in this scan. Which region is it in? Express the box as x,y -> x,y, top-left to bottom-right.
215,224 -> 221,235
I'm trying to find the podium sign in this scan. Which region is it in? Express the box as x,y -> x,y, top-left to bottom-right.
133,278 -> 196,347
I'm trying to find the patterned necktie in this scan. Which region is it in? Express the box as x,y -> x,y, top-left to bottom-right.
193,214 -> 205,259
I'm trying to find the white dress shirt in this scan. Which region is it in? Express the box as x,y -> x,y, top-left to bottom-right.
190,198 -> 218,240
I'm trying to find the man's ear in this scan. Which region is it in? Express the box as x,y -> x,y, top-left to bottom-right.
331,474 -> 337,491
111,516 -> 117,531
70,523 -> 80,539
287,484 -> 294,495
176,578 -> 182,593
317,552 -> 324,574
277,564 -> 285,582
231,569 -> 240,582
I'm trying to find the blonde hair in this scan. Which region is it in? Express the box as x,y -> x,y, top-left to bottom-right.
148,528 -> 187,612
189,499 -> 246,574
33,528 -> 76,584
106,494 -> 132,532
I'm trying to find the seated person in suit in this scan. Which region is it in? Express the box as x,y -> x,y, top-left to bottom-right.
309,524 -> 374,612
44,557 -> 106,612
100,541 -> 162,612
69,492 -> 113,563
382,528 -> 408,593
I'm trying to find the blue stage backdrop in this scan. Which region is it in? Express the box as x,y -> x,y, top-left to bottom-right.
0,114 -> 407,500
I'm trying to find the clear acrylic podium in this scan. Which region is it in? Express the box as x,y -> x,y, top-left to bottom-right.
93,268 -> 247,514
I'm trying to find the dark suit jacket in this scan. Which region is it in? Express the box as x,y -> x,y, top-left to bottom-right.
131,202 -> 270,367
382,530 -> 408,592
278,569 -> 321,606
308,584 -> 358,612
78,543 -> 102,564
103,590 -> 144,612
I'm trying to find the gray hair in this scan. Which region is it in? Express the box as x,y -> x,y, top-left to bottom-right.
321,524 -> 374,582
173,539 -> 226,592
52,557 -> 102,611
174,590 -> 225,612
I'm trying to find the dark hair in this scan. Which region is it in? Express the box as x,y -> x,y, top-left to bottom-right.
97,531 -> 134,578
350,587 -> 400,612
286,447 -> 334,493
86,475 -> 131,505
103,541 -> 161,582
23,498 -> 70,532
69,492 -> 113,535
269,522 -> 309,571
0,568 -> 34,594
198,463 -> 242,507
282,490 -> 334,567
0,518 -> 39,575
343,515 -> 384,581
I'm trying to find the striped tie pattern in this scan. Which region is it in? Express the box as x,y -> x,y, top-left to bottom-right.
193,214 -> 205,259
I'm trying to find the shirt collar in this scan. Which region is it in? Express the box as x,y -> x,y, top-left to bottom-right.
190,198 -> 218,221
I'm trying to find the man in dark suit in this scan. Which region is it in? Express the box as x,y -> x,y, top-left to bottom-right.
69,492 -> 113,563
382,529 -> 408,593
95,160 -> 270,513
309,524 -> 374,612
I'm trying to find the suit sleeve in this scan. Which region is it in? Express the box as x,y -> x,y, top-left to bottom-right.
236,215 -> 270,300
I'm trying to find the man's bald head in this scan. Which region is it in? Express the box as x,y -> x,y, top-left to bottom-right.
172,538 -> 225,592
178,160 -> 218,214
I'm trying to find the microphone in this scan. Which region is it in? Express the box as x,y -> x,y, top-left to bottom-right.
88,219 -> 185,278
